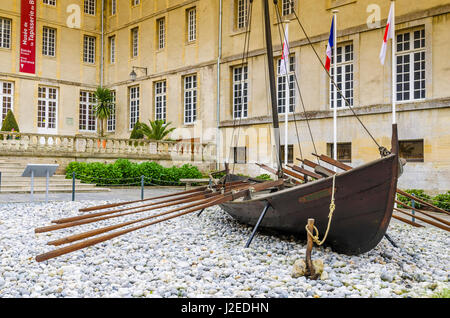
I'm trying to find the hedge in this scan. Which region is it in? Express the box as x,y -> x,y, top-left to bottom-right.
65,159 -> 203,186
397,189 -> 450,212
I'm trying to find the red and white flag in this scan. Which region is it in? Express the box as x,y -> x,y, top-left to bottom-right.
325,18 -> 335,72
379,3 -> 395,65
279,25 -> 290,76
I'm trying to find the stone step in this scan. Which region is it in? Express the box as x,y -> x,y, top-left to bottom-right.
0,180 -> 84,186
0,187 -> 110,193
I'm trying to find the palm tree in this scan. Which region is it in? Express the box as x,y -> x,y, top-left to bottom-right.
140,119 -> 175,141
93,87 -> 114,137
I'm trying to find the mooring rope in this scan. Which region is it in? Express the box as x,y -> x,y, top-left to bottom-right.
305,173 -> 336,246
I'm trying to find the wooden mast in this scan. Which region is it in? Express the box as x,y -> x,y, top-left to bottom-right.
263,0 -> 283,177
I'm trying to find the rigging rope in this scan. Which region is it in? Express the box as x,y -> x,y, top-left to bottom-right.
285,0 -> 383,151
305,173 -> 336,246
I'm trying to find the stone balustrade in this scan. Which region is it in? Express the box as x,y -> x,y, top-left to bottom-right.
0,132 -> 216,163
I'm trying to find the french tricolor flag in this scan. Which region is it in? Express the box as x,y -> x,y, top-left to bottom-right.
325,18 -> 335,72
380,3 -> 395,65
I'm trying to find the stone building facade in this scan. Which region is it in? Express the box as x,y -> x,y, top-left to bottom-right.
0,0 -> 449,192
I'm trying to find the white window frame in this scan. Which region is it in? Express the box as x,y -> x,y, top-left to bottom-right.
0,81 -> 13,125
187,8 -> 196,43
79,91 -> 97,132
83,35 -> 96,64
42,27 -> 56,57
84,0 -> 96,15
184,74 -> 197,124
107,90 -> 116,132
0,18 -> 11,49
281,0 -> 295,16
330,43 -> 354,109
277,55 -> 296,114
37,86 -> 58,133
236,0 -> 249,30
157,18 -> 165,50
131,27 -> 139,58
396,28 -> 426,102
154,81 -> 167,123
232,65 -> 248,119
109,35 -> 115,64
131,0 -> 140,7
129,86 -> 140,130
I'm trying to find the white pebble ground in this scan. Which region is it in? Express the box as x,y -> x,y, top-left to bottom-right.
0,200 -> 448,298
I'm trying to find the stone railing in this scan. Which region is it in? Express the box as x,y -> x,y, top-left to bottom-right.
0,132 -> 216,163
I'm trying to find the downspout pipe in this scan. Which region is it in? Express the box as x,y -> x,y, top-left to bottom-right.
216,0 -> 223,170
100,0 -> 105,87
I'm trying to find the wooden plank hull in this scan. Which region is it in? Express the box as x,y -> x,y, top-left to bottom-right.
220,154 -> 398,255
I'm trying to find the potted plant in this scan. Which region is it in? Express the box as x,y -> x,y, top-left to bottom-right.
140,119 -> 175,141
93,86 -> 114,148
1,110 -> 20,140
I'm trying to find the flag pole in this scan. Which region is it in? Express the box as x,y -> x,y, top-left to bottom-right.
284,21 -> 290,166
332,10 -> 338,166
391,0 -> 396,125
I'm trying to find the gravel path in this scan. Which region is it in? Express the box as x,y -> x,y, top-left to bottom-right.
0,199 -> 448,298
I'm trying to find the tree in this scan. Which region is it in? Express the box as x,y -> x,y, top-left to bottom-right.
140,120 -> 175,141
1,110 -> 20,140
93,87 -> 114,137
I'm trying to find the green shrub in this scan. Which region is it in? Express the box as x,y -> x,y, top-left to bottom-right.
397,189 -> 432,210
255,174 -> 272,181
66,159 -> 203,186
1,110 -> 20,140
432,191 -> 450,212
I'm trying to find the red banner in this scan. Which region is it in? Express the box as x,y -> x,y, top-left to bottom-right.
20,0 -> 36,74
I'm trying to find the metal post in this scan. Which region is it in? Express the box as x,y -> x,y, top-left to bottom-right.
30,170 -> 34,202
411,193 -> 416,223
72,172 -> 76,201
141,175 -> 144,201
45,170 -> 49,204
245,202 -> 271,248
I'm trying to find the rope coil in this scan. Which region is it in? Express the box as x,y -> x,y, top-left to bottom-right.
305,174 -> 336,246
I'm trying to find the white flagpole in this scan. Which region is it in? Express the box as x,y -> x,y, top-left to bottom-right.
284,22 -> 289,166
332,10 -> 338,165
391,0 -> 396,125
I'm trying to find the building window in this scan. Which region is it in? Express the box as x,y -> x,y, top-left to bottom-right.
0,18 -> 11,49
154,81 -> 167,122
235,0 -> 249,30
131,0 -> 140,6
79,91 -> 96,132
42,27 -> 56,57
330,43 -> 354,108
327,142 -> 352,163
110,0 -> 116,15
184,75 -> 197,124
37,86 -> 58,130
399,140 -> 424,162
131,27 -> 139,58
187,8 -> 196,43
83,35 -> 96,64
109,36 -> 115,63
129,86 -> 140,130
396,28 -> 426,102
277,55 -> 295,114
280,145 -> 294,164
157,18 -> 165,50
232,147 -> 247,164
233,65 -> 248,119
107,90 -> 116,132
84,0 -> 96,15
281,0 -> 295,16
0,81 -> 13,125
43,0 -> 56,6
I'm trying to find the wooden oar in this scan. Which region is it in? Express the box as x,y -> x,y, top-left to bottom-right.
395,200 -> 450,226
52,181 -> 251,225
46,196 -> 222,246
287,164 -> 322,180
391,214 -> 424,228
36,179 -> 283,262
396,189 -> 450,215
394,208 -> 450,232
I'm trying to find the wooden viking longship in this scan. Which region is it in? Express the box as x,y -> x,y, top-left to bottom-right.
34,0 -> 450,263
